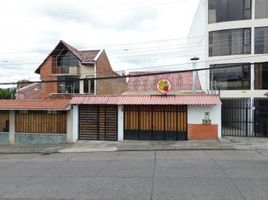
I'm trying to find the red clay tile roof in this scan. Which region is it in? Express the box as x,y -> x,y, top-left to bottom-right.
123,71 -> 202,95
70,94 -> 222,105
35,40 -> 101,74
0,99 -> 71,110
16,83 -> 42,100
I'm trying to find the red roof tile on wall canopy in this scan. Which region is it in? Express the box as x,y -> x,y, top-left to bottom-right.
0,99 -> 71,110
124,71 -> 202,95
70,94 -> 221,106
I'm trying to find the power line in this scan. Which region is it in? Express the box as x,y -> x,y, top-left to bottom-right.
2,33 -> 268,62
1,53 -> 268,84
0,63 -> 264,86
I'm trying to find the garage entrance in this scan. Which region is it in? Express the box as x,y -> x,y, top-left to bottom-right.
124,105 -> 187,140
79,105 -> 118,141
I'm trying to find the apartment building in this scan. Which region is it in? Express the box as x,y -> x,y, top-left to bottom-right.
189,0 -> 268,137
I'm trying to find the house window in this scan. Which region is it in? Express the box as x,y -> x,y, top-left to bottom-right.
58,76 -> 80,93
208,0 -> 251,24
255,0 -> 268,19
254,62 -> 268,89
255,27 -> 268,54
209,28 -> 251,56
83,75 -> 95,94
210,64 -> 251,90
55,50 -> 79,74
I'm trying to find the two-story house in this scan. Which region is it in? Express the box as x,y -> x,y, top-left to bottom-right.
189,0 -> 268,137
17,40 -> 127,99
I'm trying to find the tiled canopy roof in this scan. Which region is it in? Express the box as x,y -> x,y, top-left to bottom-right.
16,83 -> 42,100
70,94 -> 222,106
123,71 -> 202,95
0,99 -> 71,111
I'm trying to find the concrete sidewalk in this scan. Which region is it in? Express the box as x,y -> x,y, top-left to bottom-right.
1,137 -> 268,154
0,144 -> 70,154
58,140 -> 235,153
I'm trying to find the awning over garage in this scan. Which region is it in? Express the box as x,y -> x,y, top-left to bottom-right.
70,94 -> 222,106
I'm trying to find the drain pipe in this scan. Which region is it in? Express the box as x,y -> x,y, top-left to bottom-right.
190,56 -> 200,93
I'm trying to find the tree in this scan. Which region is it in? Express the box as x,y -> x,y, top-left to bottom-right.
0,88 -> 15,99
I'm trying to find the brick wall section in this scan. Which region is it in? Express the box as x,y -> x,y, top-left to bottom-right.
39,56 -> 57,99
188,124 -> 218,140
95,51 -> 127,95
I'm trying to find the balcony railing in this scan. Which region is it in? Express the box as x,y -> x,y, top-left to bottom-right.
52,66 -> 79,76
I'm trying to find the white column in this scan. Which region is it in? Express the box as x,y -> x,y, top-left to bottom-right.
118,105 -> 124,142
9,110 -> 15,144
79,80 -> 84,94
66,105 -> 79,143
215,105 -> 222,139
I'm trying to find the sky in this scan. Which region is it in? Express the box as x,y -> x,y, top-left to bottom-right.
0,0 -> 199,87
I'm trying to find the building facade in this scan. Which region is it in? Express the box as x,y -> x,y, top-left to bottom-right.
17,40 -> 127,99
189,0 -> 268,137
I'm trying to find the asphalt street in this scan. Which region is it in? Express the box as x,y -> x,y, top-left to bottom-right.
0,150 -> 268,200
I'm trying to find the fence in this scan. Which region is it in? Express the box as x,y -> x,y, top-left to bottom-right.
15,111 -> 67,134
222,98 -> 268,137
0,111 -> 9,132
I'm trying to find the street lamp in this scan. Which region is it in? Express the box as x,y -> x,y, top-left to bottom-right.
190,56 -> 200,93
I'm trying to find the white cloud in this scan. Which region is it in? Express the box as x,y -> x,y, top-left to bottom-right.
0,0 -> 199,86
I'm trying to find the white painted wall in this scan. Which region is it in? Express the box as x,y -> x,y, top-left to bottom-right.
118,105 -> 124,142
188,105 -> 222,138
188,0 -> 209,91
8,110 -> 15,144
79,63 -> 94,94
67,105 -> 79,143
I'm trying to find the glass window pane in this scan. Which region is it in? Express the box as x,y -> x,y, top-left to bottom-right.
208,0 -> 251,23
255,0 -> 268,19
255,27 -> 268,54
208,0 -> 217,23
210,64 -> 250,90
57,77 -> 80,93
56,50 -> 79,74
229,0 -> 244,20
209,28 -> 251,56
255,62 -> 268,89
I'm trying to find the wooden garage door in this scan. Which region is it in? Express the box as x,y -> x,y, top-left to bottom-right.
79,105 -> 118,141
124,105 -> 187,140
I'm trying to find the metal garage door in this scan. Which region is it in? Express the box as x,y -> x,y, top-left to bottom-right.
124,105 -> 187,140
79,105 -> 118,141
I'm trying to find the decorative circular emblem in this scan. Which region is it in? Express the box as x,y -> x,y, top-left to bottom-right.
157,79 -> 171,94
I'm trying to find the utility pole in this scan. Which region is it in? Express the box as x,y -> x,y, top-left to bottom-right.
190,56 -> 199,93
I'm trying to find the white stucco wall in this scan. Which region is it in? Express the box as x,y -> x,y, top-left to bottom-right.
118,105 -> 124,142
188,0 -> 209,91
8,110 -> 15,144
188,105 -> 222,138
67,105 -> 79,143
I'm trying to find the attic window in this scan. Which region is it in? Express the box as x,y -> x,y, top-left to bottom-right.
56,50 -> 79,70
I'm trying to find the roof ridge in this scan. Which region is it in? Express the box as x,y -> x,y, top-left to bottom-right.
17,82 -> 41,92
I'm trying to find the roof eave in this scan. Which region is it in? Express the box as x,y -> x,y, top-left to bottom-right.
35,40 -> 83,74
93,49 -> 104,61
